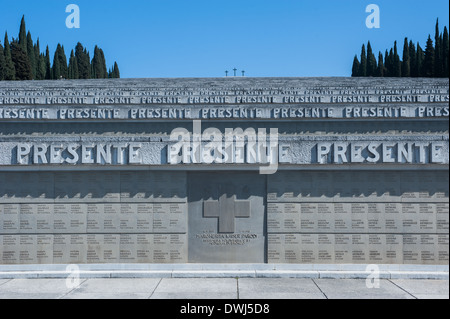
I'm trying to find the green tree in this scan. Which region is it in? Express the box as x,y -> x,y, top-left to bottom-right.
401,38 -> 410,77
0,43 -> 5,80
11,41 -> 32,80
44,45 -> 51,79
91,45 -> 108,78
423,35 -> 435,77
443,26 -> 449,78
416,43 -> 424,77
114,62 -> 120,78
376,51 -> 385,77
351,55 -> 360,77
68,49 -> 79,79
75,42 -> 91,79
409,40 -> 417,77
18,15 -> 27,53
26,31 -> 35,79
366,41 -> 377,76
36,53 -> 46,80
359,44 -> 367,77
434,19 -> 442,77
53,44 -> 68,79
3,32 -> 16,80
393,41 -> 401,77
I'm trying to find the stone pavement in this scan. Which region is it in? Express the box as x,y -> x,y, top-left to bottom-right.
0,278 -> 448,299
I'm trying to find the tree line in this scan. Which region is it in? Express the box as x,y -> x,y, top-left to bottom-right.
0,16 -> 120,81
352,19 -> 449,78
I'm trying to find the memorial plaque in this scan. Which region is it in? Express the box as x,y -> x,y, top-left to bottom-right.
384,203 -> 402,232
317,234 -> 334,263
317,203 -> 333,232
437,235 -> 449,263
0,235 -> 19,264
403,234 -> 421,264
300,234 -> 318,263
119,234 -> 137,263
136,234 -> 153,263
333,203 -> 351,232
368,234 -> 385,263
53,234 -> 87,264
351,203 -> 368,232
334,234 -> 352,263
402,204 -> 420,233
419,235 -> 437,264
153,203 -> 187,233
267,234 -> 283,262
152,234 -> 170,263
168,234 -> 188,263
385,234 -> 403,264
102,234 -> 120,262
19,235 -> 37,264
436,203 -> 449,233
120,204 -> 137,232
188,172 -> 265,263
367,203 -> 385,232
267,203 -> 301,233
103,204 -> 121,232
36,234 -> 53,264
418,204 -> 436,232
351,234 -> 368,263
36,204 -> 53,233
87,234 -> 103,263
19,204 -> 37,233
0,204 -> 20,233
136,203 -> 153,233
300,203 -> 318,232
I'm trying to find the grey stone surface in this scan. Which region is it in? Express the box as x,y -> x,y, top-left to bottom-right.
390,279 -> 449,298
0,278 -> 74,299
314,279 -> 415,299
150,278 -> 237,299
238,278 -> 325,299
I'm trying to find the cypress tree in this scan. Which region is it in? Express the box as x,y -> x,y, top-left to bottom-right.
68,49 -> 79,79
18,15 -> 27,53
387,48 -> 394,77
443,26 -> 449,78
91,45 -> 105,78
416,43 -> 424,77
393,41 -> 401,77
36,53 -> 46,80
53,44 -> 68,79
11,41 -> 32,80
384,49 -> 389,76
3,32 -> 16,80
434,19 -> 442,77
409,41 -> 417,77
26,31 -> 35,79
75,43 -> 91,79
44,45 -> 51,79
99,48 -> 107,78
112,62 -> 120,78
401,38 -> 410,77
423,35 -> 435,77
0,43 -> 5,80
366,41 -> 377,76
376,52 -> 385,77
351,55 -> 360,77
359,44 -> 367,77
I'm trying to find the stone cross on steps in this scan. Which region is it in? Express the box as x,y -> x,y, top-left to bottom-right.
203,192 -> 251,233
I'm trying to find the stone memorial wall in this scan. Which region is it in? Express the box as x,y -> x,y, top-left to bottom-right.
0,78 -> 448,265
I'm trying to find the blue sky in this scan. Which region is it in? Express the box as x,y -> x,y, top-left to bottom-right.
1,0 -> 449,78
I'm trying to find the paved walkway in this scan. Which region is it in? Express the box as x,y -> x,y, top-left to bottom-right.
0,278 -> 448,299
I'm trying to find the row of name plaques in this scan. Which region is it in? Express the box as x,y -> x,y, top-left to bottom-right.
0,234 -> 187,264
268,203 -> 449,233
268,234 -> 449,264
0,203 -> 187,233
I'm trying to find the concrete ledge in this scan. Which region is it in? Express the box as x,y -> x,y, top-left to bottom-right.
0,264 -> 448,280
